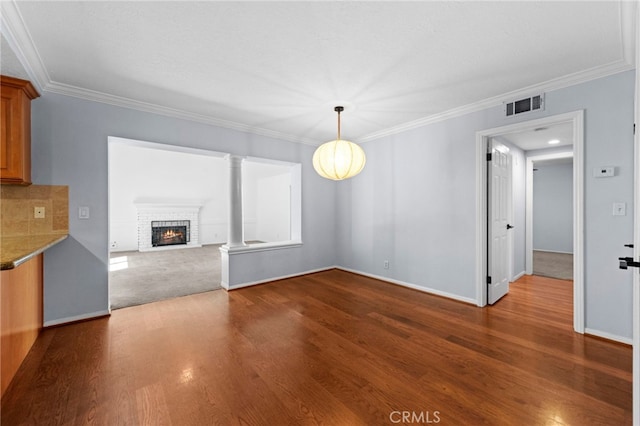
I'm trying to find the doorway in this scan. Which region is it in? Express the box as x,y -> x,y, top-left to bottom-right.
527,153 -> 574,280
475,110 -> 585,333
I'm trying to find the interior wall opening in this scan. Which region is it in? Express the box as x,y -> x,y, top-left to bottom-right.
107,137 -> 301,309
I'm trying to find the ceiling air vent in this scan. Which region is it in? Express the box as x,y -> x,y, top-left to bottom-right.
504,94 -> 544,117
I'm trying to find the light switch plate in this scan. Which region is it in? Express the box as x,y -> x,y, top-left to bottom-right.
78,206 -> 90,219
613,202 -> 626,216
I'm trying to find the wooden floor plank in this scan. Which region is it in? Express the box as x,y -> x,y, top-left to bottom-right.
0,270 -> 632,425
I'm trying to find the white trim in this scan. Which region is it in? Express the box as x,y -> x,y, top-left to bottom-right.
108,136 -> 228,158
43,310 -> 110,328
359,62 -> 632,143
507,149 -> 514,287
632,3 -> 640,424
46,82 -> 319,146
475,111 -> 585,335
620,0 -> 637,67
585,328 -> 633,346
526,151 -> 575,275
222,264 -> 477,305
220,240 -> 303,254
223,266 -> 335,291
512,270 -> 526,282
0,0 -> 49,92
337,267 -> 477,306
475,133 -> 488,307
531,249 -> 574,255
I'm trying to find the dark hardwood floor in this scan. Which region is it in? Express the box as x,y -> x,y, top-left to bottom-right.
0,270 -> 631,425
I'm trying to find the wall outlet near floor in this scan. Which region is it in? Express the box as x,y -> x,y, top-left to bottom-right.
34,206 -> 45,219
383,260 -> 390,269
110,241 -> 117,249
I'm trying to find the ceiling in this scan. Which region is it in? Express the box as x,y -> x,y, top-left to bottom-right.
1,1 -> 636,146
501,121 -> 573,151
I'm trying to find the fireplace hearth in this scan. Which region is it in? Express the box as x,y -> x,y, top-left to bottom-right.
151,220 -> 190,247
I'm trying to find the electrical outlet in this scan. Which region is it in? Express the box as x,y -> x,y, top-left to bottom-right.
384,260 -> 390,269
34,206 -> 45,219
110,241 -> 117,249
593,166 -> 615,178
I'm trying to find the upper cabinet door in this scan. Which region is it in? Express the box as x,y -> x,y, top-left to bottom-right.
0,76 -> 39,185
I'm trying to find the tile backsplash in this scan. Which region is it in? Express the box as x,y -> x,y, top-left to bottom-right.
1,185 -> 69,237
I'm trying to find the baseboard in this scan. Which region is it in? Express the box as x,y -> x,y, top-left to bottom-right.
533,249 -> 574,255
511,270 -> 526,281
336,267 -> 477,305
44,310 -> 111,328
584,327 -> 632,345
225,266 -> 337,291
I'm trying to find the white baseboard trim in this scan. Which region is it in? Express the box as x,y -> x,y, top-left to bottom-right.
225,266 -> 336,291
226,266 -> 477,306
44,309 -> 111,328
511,270 -> 526,281
584,327 -> 632,345
533,249 -> 574,255
336,267 -> 477,305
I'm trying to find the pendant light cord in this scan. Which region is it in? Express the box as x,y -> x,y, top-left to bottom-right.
335,106 -> 344,140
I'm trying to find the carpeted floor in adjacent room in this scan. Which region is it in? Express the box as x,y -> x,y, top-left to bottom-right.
109,244 -> 223,309
532,250 -> 573,281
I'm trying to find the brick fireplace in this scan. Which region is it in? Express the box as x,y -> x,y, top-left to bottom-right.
135,203 -> 202,251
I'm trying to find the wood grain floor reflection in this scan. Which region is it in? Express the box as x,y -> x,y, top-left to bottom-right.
0,270 -> 631,425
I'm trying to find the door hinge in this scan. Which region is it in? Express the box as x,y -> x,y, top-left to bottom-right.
487,276 -> 492,284
486,153 -> 492,161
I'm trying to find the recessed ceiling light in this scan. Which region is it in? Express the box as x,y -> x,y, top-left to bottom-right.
548,139 -> 560,145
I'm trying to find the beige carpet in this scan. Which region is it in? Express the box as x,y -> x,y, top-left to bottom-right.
109,244 -> 223,309
533,250 -> 573,280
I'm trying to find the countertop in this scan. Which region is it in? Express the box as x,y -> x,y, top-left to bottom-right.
1,234 -> 68,270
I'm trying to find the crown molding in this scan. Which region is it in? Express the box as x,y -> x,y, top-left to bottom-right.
44,81 -> 318,146
2,0 -> 635,148
358,59 -> 634,143
0,0 -> 49,93
620,0 -> 637,65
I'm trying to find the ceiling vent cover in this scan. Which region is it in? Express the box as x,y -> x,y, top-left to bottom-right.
504,93 -> 544,117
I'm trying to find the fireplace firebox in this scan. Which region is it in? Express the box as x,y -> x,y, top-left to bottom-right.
151,220 -> 190,247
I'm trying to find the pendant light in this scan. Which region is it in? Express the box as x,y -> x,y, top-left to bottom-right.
312,106 -> 366,180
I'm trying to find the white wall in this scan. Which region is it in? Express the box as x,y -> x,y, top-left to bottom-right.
243,161 -> 292,243
257,173 -> 291,242
336,70 -> 635,340
532,161 -> 573,253
108,142 -> 228,251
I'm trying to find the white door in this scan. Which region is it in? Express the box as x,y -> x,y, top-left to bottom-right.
488,139 -> 512,304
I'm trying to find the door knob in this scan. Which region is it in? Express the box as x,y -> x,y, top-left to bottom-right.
625,244 -> 634,248
506,224 -> 514,230
619,257 -> 640,269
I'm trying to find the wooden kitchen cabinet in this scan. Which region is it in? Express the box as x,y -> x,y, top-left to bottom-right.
1,75 -> 39,185
0,253 -> 43,397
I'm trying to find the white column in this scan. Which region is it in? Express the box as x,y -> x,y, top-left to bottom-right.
226,155 -> 246,247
